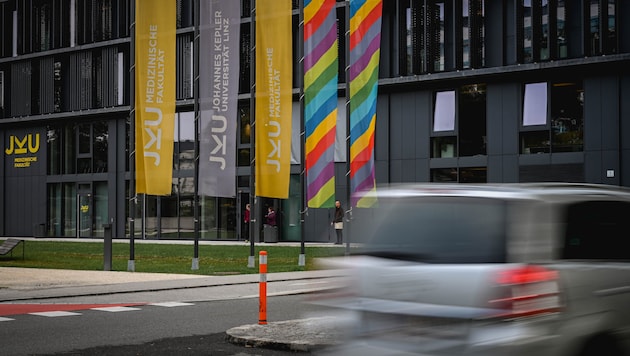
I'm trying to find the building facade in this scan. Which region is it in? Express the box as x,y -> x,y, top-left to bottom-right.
1,0 -> 629,242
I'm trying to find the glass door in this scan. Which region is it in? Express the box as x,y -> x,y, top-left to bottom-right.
77,191 -> 93,238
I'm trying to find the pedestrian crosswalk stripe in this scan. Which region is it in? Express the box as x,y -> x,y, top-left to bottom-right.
150,302 -> 194,307
90,306 -> 142,312
29,311 -> 81,317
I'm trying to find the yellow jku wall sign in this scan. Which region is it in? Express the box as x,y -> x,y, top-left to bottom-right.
134,0 -> 176,195
5,133 -> 40,168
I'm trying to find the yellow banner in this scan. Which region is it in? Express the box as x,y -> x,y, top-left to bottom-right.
134,0 -> 176,195
255,0 -> 293,199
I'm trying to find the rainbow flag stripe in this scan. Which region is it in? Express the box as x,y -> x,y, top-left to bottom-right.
349,0 -> 381,207
304,0 -> 339,208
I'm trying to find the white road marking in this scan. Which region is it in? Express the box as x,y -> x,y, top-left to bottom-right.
90,306 -> 142,312
29,311 -> 81,317
150,302 -> 195,307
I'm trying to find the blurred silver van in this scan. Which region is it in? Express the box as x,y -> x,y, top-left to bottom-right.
315,183 -> 630,356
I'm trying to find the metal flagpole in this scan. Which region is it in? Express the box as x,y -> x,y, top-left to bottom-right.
248,0 -> 257,268
128,0 -> 137,272
298,0 -> 306,267
344,0 -> 352,256
192,0 -> 200,270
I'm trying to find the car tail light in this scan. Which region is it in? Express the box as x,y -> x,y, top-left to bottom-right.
490,265 -> 562,319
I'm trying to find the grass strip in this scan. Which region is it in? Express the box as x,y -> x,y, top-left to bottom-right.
0,240 -> 349,275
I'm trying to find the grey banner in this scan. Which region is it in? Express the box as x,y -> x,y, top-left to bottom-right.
198,0 -> 241,197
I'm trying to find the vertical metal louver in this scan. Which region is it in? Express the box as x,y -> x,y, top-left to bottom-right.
95,47 -> 117,107
68,51 -> 93,110
176,34 -> 193,99
39,57 -> 55,113
10,61 -> 31,116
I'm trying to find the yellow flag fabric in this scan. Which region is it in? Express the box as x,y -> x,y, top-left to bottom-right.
255,0 -> 293,199
134,0 -> 176,195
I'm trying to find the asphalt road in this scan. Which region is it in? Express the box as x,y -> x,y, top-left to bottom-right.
50,332 -> 313,355
1,294 -> 336,355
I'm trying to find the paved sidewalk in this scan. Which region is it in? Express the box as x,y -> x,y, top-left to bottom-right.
0,265 -> 347,352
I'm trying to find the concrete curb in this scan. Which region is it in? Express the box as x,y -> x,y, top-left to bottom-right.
225,316 -> 341,352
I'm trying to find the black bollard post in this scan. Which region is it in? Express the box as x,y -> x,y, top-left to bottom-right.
103,223 -> 112,271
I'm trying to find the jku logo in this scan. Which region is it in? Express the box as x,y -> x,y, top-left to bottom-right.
5,134 -> 39,155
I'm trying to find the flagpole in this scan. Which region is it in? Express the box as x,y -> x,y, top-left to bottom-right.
128,0 -> 137,272
344,0 -> 352,256
192,0 -> 200,270
298,0 -> 306,267
248,0 -> 257,268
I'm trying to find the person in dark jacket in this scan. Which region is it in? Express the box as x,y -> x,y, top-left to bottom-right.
332,200 -> 344,244
265,206 -> 276,226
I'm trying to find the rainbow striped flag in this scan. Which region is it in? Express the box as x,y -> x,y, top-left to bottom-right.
349,0 -> 381,207
304,0 -> 338,208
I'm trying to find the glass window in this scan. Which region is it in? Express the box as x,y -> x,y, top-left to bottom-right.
239,23 -> 251,93
590,0 -> 601,55
77,124 -> 92,173
93,121 -> 108,173
239,104 -> 251,144
47,183 -> 62,236
94,0 -> 113,41
174,111 -> 195,171
521,130 -> 549,154
521,81 -> 583,154
200,195 -> 217,239
403,4 -> 415,75
47,126 -> 61,175
242,0 -> 251,17
398,0 -> 445,75
179,176 -> 195,238
460,167 -> 487,183
433,90 -> 455,131
0,70 -> 4,117
463,0 -> 484,69
431,168 -> 458,182
523,0 -> 533,63
177,0 -> 194,28
63,124 -> 76,174
606,0 -> 617,54
541,0 -> 549,60
459,83 -> 486,156
63,182 -> 77,236
431,136 -> 457,158
551,82 -> 583,152
78,123 -> 91,154
557,1 -> 567,58
523,82 -> 547,126
587,0 -> 617,55
94,182 -> 109,236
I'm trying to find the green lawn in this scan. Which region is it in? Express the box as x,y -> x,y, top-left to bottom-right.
0,240 -> 349,275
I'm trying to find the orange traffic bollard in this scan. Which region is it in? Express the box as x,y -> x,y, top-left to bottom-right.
259,250 -> 267,325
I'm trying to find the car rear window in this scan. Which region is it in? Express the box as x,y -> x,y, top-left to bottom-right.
351,197 -> 508,263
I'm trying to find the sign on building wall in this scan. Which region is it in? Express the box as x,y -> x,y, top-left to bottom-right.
4,132 -> 41,169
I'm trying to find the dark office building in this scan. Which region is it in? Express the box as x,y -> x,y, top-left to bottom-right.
1,0 -> 629,242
